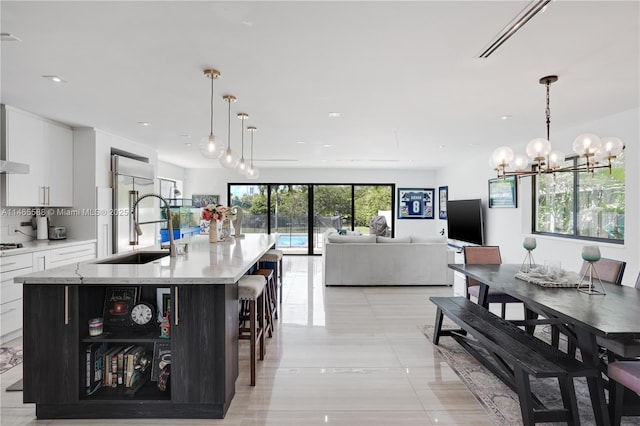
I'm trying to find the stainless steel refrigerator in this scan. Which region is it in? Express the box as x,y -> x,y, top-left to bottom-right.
112,155 -> 156,253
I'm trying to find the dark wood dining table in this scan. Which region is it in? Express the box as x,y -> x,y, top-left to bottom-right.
449,263 -> 640,426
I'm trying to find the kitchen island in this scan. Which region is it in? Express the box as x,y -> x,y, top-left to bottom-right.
15,233 -> 276,420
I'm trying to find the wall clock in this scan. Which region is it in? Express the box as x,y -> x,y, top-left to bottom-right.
130,301 -> 156,327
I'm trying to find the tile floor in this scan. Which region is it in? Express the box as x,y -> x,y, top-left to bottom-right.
0,256 -> 495,425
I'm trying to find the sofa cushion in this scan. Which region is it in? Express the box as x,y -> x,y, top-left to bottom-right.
376,236 -> 411,243
410,236 -> 447,244
327,234 -> 377,244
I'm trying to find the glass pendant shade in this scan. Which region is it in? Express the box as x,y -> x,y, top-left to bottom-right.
490,146 -> 514,168
219,94 -> 238,168
236,113 -> 249,173
547,150 -> 565,168
220,147 -> 239,169
246,164 -> 260,179
512,153 -> 529,171
572,133 -> 602,157
200,68 -> 221,159
526,138 -> 551,160
246,126 -> 259,179
599,136 -> 624,157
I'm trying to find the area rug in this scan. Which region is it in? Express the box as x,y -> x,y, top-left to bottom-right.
0,346 -> 22,375
422,325 -> 635,426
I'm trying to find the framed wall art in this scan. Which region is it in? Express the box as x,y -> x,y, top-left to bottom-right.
438,186 -> 448,219
397,188 -> 435,219
191,194 -> 219,208
488,176 -> 518,208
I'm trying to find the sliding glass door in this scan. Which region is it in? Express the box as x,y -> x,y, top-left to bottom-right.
270,185 -> 309,254
229,183 -> 394,254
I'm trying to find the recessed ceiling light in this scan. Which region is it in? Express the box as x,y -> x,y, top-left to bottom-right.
322,144 -> 333,148
1,33 -> 22,42
184,142 -> 192,147
137,121 -> 150,126
43,75 -> 66,83
328,112 -> 341,118
297,141 -> 305,144
500,115 -> 512,120
439,144 -> 446,149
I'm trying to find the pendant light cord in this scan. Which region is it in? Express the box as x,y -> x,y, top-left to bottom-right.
210,76 -> 214,136
227,97 -> 231,149
240,119 -> 245,158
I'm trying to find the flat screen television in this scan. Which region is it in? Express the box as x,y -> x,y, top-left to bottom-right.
446,199 -> 485,246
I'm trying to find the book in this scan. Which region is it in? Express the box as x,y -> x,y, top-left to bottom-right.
117,345 -> 135,386
125,345 -> 147,387
150,342 -> 171,382
102,287 -> 138,328
85,342 -> 108,395
101,346 -> 121,388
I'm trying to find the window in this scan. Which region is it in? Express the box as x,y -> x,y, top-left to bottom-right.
533,152 -> 625,242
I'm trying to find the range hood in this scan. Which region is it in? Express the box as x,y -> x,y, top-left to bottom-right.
0,160 -> 30,174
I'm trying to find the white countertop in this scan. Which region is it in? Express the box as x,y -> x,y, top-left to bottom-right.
15,234 -> 276,285
0,239 -> 97,257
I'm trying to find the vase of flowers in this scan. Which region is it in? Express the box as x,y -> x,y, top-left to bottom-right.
201,204 -> 236,243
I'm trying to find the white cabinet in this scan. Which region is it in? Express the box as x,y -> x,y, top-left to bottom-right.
2,105 -> 73,207
0,253 -> 32,344
44,122 -> 73,206
32,243 -> 96,271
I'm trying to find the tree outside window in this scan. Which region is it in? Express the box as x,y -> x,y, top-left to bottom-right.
534,152 -> 625,242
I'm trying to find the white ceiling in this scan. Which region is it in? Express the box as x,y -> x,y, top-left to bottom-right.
1,1 -> 638,170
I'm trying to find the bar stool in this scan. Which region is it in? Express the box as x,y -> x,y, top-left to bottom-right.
260,249 -> 284,303
254,268 -> 277,336
238,275 -> 266,386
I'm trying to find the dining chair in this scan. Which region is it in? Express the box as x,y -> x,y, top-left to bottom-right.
556,259 -> 628,358
579,257 -> 626,285
463,245 -> 522,319
608,361 -> 640,425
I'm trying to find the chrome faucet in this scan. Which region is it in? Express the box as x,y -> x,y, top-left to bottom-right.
130,192 -> 176,257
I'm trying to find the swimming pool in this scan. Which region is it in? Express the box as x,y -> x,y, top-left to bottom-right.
277,234 -> 308,247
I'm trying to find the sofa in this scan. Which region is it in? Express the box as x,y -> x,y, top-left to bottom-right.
322,233 -> 454,286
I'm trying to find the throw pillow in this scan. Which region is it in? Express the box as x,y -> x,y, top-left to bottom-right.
327,234 -> 377,244
376,236 -> 411,243
410,236 -> 447,244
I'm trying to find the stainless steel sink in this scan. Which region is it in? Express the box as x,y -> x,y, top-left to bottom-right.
95,251 -> 170,264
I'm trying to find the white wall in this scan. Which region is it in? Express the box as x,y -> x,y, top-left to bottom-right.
438,107 -> 639,287
185,167 -> 439,238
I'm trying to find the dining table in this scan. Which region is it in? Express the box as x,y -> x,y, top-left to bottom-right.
448,263 -> 640,426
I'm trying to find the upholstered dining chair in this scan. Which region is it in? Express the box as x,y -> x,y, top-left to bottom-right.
608,360 -> 640,425
463,245 -> 522,319
579,257 -> 626,285
553,258 -> 629,357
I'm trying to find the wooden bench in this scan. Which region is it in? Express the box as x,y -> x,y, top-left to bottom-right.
430,296 -> 599,426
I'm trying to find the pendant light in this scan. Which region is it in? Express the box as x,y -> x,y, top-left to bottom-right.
236,113 -> 249,172
199,69 -> 223,159
219,94 -> 239,169
246,126 -> 260,179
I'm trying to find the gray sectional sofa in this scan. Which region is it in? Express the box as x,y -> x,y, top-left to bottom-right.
322,233 -> 454,286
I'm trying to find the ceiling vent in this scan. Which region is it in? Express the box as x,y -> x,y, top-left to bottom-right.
478,0 -> 551,58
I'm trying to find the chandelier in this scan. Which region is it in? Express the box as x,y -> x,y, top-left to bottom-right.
490,75 -> 624,179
